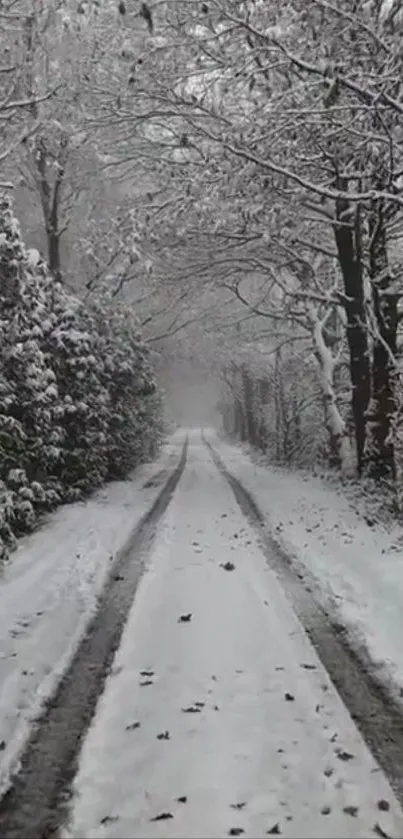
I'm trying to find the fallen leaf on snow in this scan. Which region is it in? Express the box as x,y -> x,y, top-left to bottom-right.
343,805 -> 359,817
336,749 -> 354,761
150,812 -> 174,822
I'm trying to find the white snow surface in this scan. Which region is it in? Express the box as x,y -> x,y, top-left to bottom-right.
209,432 -> 403,701
64,432 -> 403,839
0,433 -> 184,794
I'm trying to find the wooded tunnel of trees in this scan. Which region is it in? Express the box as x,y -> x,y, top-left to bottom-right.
2,0 -> 403,554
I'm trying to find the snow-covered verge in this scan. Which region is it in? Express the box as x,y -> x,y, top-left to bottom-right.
64,435 -> 403,839
0,433 -> 183,795
210,432 -> 403,700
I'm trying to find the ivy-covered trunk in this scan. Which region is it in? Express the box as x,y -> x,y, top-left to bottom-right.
333,190 -> 370,474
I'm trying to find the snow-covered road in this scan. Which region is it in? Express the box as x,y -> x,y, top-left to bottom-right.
0,435 -> 183,795
64,432 -> 403,839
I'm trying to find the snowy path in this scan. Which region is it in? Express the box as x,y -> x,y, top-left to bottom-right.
0,434 -> 183,794
64,432 -> 403,839
208,433 -> 403,702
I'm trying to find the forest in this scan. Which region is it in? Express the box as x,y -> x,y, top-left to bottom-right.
2,0 -> 403,555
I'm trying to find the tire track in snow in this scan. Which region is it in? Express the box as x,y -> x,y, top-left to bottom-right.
0,439 -> 188,839
205,435 -> 403,807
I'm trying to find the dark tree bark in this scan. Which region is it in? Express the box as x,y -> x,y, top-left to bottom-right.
241,365 -> 256,445
34,135 -> 68,283
333,186 -> 370,474
257,376 -> 270,451
365,200 -> 397,479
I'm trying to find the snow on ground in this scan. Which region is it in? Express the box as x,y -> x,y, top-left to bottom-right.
210,432 -> 403,700
0,432 -> 184,794
64,434 -> 403,839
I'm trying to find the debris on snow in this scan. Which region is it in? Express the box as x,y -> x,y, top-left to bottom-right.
344,805 -> 359,817
150,812 -> 174,822
336,748 -> 355,761
100,814 -> 119,825
125,722 -> 141,731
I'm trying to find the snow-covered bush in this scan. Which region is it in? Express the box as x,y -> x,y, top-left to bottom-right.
0,196 -> 163,559
90,294 -> 163,479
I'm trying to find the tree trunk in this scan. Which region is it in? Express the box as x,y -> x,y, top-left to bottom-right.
46,220 -> 62,282
365,201 -> 397,480
333,188 -> 370,474
242,366 -> 256,446
257,376 -> 270,451
34,135 -> 68,283
274,348 -> 284,460
310,306 -> 355,476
